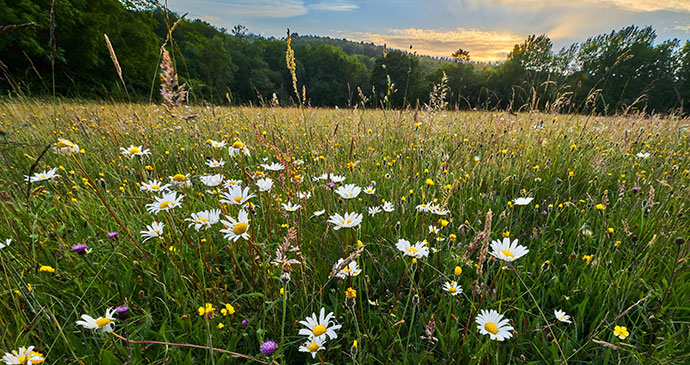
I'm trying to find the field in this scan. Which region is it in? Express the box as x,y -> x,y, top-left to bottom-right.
0,100 -> 689,364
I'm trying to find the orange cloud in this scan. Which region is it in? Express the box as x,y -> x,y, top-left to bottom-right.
345,28 -> 524,62
494,0 -> 690,12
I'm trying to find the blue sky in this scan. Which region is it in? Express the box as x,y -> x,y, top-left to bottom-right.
165,0 -> 690,61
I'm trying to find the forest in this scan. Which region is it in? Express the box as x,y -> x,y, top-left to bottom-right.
2,0 -> 690,114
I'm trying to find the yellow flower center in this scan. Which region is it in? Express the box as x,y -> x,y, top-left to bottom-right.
160,201 -> 172,209
96,317 -> 111,328
308,341 -> 319,352
233,222 -> 248,235
448,286 -> 456,293
57,140 -> 73,148
151,185 -> 160,190
198,218 -> 208,222
484,322 -> 498,335
312,324 -> 327,336
128,147 -> 141,154
407,247 -> 418,254
173,174 -> 186,182
340,219 -> 353,225
40,174 -> 46,179
232,141 -> 244,148
501,250 -> 514,258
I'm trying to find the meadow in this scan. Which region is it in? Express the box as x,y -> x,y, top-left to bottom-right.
0,100 -> 689,364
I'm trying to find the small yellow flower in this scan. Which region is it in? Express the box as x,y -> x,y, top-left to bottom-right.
280,287 -> 285,295
449,234 -> 457,241
39,265 -> 55,273
582,255 -> 593,265
221,303 -> 235,316
613,325 -> 629,340
198,303 -> 215,317
454,266 -> 462,276
502,231 -> 510,238
595,204 -> 605,210
352,340 -> 358,349
608,227 -> 614,234
357,240 -> 364,247
217,323 -> 225,329
425,178 -> 434,186
345,287 -> 357,299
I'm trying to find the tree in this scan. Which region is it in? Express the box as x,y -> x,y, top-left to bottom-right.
452,48 -> 470,62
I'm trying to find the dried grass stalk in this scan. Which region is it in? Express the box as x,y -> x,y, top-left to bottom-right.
159,48 -> 187,110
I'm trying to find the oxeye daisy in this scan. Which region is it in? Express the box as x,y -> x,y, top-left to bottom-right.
140,179 -> 171,192
146,192 -> 183,214
489,237 -> 529,262
220,210 -> 250,241
298,337 -> 325,359
415,202 -> 432,212
185,210 -> 220,231
53,138 -> 79,155
396,239 -> 430,258
364,186 -> 376,194
368,206 -> 381,216
261,162 -> 284,171
298,307 -> 342,342
2,346 -> 45,364
169,173 -> 191,188
282,202 -> 301,212
512,197 -> 534,206
475,309 -> 513,341
330,175 -> 346,183
297,191 -> 311,200
382,201 -> 394,212
334,258 -> 362,278
199,174 -> 224,187
24,168 -> 59,183
220,185 -> 256,206
335,184 -> 361,199
207,140 -> 226,148
120,145 -> 150,159
554,309 -> 572,324
76,307 -> 116,333
312,210 -> 326,217
228,141 -> 250,157
256,178 -> 274,192
328,212 -> 362,230
223,179 -> 243,189
443,281 -> 462,296
140,221 -> 164,242
206,158 -> 225,168
0,238 -> 12,250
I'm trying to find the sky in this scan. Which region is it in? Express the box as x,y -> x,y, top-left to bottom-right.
165,0 -> 690,62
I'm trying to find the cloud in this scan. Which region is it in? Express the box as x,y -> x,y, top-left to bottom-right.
492,0 -> 690,13
344,28 -> 524,62
309,1 -> 359,11
167,0 -> 308,19
673,25 -> 690,32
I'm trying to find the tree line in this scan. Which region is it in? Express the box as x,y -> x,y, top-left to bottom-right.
2,0 -> 690,114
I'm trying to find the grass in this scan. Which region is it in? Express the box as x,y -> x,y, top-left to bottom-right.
0,99 -> 689,364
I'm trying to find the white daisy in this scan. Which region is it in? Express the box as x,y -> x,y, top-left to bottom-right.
335,184 -> 361,199
169,173 -> 191,188
1,346 -> 45,365
293,159 -> 304,165
363,186 -> 376,194
220,210 -> 250,241
0,238 -> 12,250
415,202 -> 432,213
428,225 -> 439,234
140,179 -> 171,193
53,138 -> 79,155
298,337 -> 325,359
328,212 -> 362,230
334,258 -> 362,279
382,201 -> 394,212
554,309 -> 572,324
396,239 -> 430,259
443,281 -> 462,296
430,206 -> 450,216
199,174 -> 223,187
76,307 -> 116,333
368,206 -> 381,216
297,191 -> 311,200
146,192 -> 184,214
476,309 -> 513,341
207,140 -> 226,148
120,145 -> 150,159
206,159 -> 225,168
185,209 -> 221,231
330,175 -> 346,183
220,185 -> 256,206
256,178 -> 274,192
298,307 -> 342,342
24,168 -> 59,183
140,222 -> 164,242
312,210 -> 326,217
228,141 -> 250,157
261,162 -> 284,171
489,237 -> 529,262
282,202 -> 301,212
222,179 -> 243,189
512,197 -> 534,206
636,152 -> 650,159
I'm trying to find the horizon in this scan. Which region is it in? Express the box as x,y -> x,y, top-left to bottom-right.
165,0 -> 690,62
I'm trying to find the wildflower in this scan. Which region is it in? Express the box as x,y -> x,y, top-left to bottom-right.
199,174 -> 224,187
220,185 -> 256,206
198,303 -> 215,317
261,162 -> 284,171
282,202 -> 301,212
298,308 -> 342,342
1,346 -> 45,364
312,210 -> 326,217
335,258 -> 362,278
554,309 -> 571,324
582,255 -> 593,265
24,168 -> 59,183
217,323 -> 225,329
185,210 -> 220,231
298,337 -> 325,358
229,141 -> 250,157
364,186 -> 376,194
396,239 -> 429,259
146,192 -> 184,214
140,221 -> 164,242
454,266 -> 462,275
120,145 -> 150,159
256,178 -> 274,192
489,237 -> 529,262
345,287 -> 357,299
242,319 -> 249,326
208,140 -> 227,148
475,309 -> 513,341
613,325 -> 629,339
169,173 -> 191,188
449,234 -> 457,241
428,225 -> 439,234
220,210 -> 250,241
443,281 -> 462,296
328,212 -> 363,230
140,179 -> 171,193
595,204 -> 605,210
297,191 -> 311,200
415,202 -> 432,212
1,239 -> 12,250
382,201 -> 394,212
636,152 -> 650,159
115,306 -> 130,320
368,206 -> 381,216
38,265 -> 55,273
53,138 -> 79,155
221,303 -> 235,316
70,243 -> 90,255
206,158 -> 225,168
335,184 -> 361,199
330,175 -> 346,183
76,308 -> 116,333
512,197 -> 533,206
260,340 -> 278,357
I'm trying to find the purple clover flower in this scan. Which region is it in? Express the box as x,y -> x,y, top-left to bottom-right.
260,340 -> 278,356
71,244 -> 89,255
